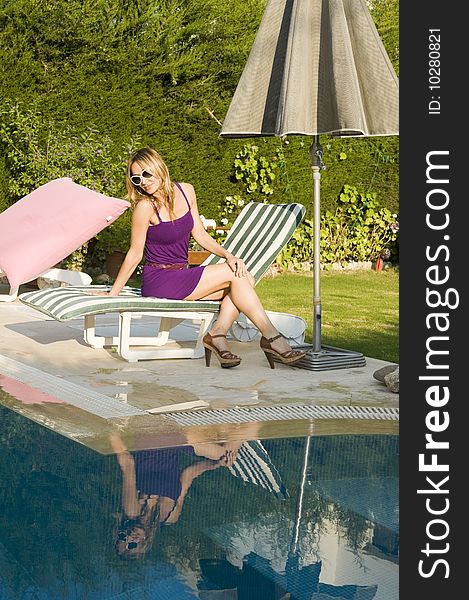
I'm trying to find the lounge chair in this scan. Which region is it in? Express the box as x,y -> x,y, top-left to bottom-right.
19,201 -> 306,362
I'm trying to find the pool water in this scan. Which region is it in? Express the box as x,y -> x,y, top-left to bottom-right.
0,405 -> 398,600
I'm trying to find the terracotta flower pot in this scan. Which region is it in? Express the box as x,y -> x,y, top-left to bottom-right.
105,250 -> 126,278
188,250 -> 211,265
105,250 -> 138,280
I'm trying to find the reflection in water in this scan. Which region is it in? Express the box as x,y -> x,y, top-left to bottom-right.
111,433 -> 252,560
0,373 -> 66,405
0,406 -> 398,599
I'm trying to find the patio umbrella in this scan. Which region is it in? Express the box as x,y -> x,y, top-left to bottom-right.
220,0 -> 399,370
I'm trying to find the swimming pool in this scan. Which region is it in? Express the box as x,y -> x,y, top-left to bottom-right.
0,402 -> 398,600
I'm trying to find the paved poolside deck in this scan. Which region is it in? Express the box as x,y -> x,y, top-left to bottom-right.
0,284 -> 399,454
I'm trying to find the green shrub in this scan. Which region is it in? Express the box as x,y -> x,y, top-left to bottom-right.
320,184 -> 399,265
233,143 -> 277,195
205,148 -> 399,270
275,184 -> 399,269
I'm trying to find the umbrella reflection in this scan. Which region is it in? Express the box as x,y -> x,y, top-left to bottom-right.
201,435 -> 398,599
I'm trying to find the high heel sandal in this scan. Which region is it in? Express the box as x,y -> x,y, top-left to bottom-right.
260,333 -> 306,369
203,333 -> 241,368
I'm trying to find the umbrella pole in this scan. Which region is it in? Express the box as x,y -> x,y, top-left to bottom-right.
290,435 -> 312,555
290,137 -> 366,370
310,136 -> 324,352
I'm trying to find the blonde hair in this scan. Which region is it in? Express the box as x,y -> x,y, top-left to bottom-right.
126,147 -> 176,219
114,503 -> 160,561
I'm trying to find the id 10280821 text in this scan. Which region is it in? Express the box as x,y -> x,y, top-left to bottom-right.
428,29 -> 441,115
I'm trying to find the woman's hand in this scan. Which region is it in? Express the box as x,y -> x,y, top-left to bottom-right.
225,255 -> 247,277
218,449 -> 239,467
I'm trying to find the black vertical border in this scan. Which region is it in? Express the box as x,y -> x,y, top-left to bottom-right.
400,2 -> 465,596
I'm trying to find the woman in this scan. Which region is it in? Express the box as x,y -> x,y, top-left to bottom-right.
97,147 -> 305,369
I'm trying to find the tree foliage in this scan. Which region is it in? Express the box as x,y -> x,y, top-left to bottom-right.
368,0 -> 399,75
0,0 -> 399,219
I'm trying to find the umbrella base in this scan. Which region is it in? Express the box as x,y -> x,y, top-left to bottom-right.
282,344 -> 366,371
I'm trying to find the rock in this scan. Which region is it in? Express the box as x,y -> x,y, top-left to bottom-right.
373,364 -> 399,393
384,365 -> 399,393
327,261 -> 373,271
373,364 -> 398,383
37,277 -> 65,289
263,263 -> 284,278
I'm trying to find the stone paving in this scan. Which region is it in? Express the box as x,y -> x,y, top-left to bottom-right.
0,290 -> 399,453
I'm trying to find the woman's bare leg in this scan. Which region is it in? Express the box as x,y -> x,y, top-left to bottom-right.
206,294 -> 241,354
185,264 -> 294,355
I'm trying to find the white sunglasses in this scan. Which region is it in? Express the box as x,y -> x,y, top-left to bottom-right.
130,169 -> 154,186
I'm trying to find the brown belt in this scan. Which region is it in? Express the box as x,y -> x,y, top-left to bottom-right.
145,262 -> 188,270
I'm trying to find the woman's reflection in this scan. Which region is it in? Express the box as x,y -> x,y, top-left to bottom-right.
110,432 -> 245,560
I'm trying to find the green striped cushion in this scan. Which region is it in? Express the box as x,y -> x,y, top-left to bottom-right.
19,201 -> 305,321
19,286 -> 220,322
202,202 -> 306,282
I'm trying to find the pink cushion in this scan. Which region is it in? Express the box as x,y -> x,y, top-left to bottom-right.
0,177 -> 130,288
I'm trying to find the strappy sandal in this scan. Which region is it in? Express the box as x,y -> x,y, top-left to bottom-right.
260,333 -> 306,369
203,332 -> 241,368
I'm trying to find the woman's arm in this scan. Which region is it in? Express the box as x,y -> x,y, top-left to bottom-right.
180,460 -> 222,493
89,201 -> 151,297
107,201 -> 152,296
182,183 -> 248,277
110,433 -> 141,518
164,455 -> 236,524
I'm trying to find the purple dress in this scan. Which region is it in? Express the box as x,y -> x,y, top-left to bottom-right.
141,182 -> 206,299
134,446 -> 196,501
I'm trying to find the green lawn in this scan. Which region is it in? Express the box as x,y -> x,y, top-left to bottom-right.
256,269 -> 399,363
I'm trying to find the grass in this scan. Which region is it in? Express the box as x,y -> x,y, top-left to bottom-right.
256,268 -> 399,363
